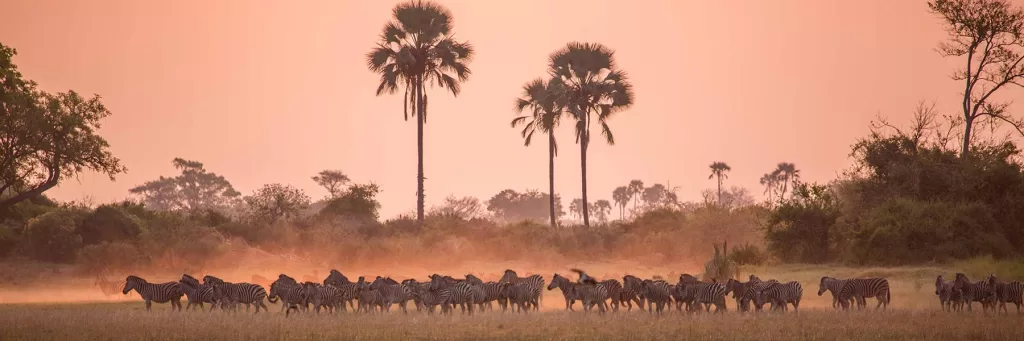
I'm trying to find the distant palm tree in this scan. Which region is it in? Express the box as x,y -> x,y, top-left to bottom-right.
759,172 -> 779,205
627,180 -> 644,216
366,0 -> 474,226
512,77 -> 566,228
594,200 -> 612,223
773,162 -> 800,200
549,42 -> 635,228
570,198 -> 585,221
612,186 -> 629,220
708,162 -> 731,205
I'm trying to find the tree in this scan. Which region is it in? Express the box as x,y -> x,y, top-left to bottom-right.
1,43 -> 126,213
612,186 -> 629,220
642,184 -> 668,209
593,199 -> 612,223
764,181 -> 841,263
430,194 -> 483,220
759,172 -> 780,205
318,183 -> 382,223
312,170 -> 350,199
512,77 -> 566,228
129,158 -> 241,212
627,180 -> 644,215
366,0 -> 474,226
244,183 -> 311,224
486,189 -> 563,223
549,42 -> 635,228
928,0 -> 1024,157
569,198 -> 584,220
708,162 -> 731,204
772,162 -> 800,200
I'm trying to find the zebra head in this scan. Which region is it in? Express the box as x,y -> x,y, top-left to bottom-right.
203,275 -> 224,286
180,274 -> 200,288
499,269 -> 518,284
749,274 -> 761,283
953,273 -> 970,291
679,273 -> 699,285
547,274 -> 567,290
817,277 -> 832,296
123,275 -> 144,295
935,275 -> 946,296
324,269 -> 349,286
465,274 -> 483,286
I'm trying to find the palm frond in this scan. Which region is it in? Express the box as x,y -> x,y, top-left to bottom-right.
600,121 -> 615,145
366,45 -> 397,72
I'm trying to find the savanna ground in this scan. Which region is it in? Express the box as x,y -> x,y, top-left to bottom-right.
2,262 -> 1023,341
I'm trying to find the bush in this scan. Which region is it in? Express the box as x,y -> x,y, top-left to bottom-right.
0,224 -> 22,259
24,209 -> 87,263
730,243 -> 767,266
77,205 -> 145,245
76,241 -> 145,273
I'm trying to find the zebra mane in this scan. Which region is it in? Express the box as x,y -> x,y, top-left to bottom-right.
126,275 -> 144,283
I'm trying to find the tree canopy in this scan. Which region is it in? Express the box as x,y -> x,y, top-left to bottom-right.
128,158 -> 241,212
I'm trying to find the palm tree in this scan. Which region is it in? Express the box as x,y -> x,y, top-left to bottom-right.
612,186 -> 629,220
594,200 -> 612,223
627,180 -> 644,216
569,198 -> 584,221
512,78 -> 565,228
549,42 -> 635,228
759,172 -> 779,205
773,162 -> 800,200
708,162 -> 731,205
366,0 -> 474,226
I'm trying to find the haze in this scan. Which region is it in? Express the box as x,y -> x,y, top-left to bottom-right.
0,0 -> 983,218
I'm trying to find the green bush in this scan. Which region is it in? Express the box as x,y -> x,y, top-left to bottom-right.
77,205 -> 145,245
730,243 -> 767,265
25,209 -> 87,263
76,241 -> 144,273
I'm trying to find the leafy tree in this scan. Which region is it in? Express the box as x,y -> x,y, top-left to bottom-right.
244,183 -> 311,224
318,183 -> 382,223
763,181 -> 841,263
627,180 -> 644,215
569,198 -> 584,220
708,162 -> 731,204
77,204 -> 145,246
128,158 -> 241,212
485,189 -> 563,223
611,186 -> 629,220
25,208 -> 88,263
1,43 -> 126,213
311,169 -> 350,199
430,194 -> 483,220
549,42 -> 635,227
772,162 -> 800,201
512,77 -> 566,228
928,0 -> 1024,157
366,0 -> 474,226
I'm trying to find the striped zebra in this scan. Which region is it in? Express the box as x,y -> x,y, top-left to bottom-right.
817,276 -> 855,309
179,274 -> 215,311
725,278 -> 753,309
838,278 -> 891,310
640,279 -> 672,314
547,273 -> 579,311
355,276 -> 383,313
473,281 -> 509,312
269,279 -> 307,314
412,282 -> 453,314
370,277 -> 414,313
505,282 -> 535,313
570,283 -> 610,314
498,270 -> 544,312
754,281 -> 803,312
465,274 -> 484,286
212,281 -> 269,314
323,269 -> 351,287
620,275 -> 645,311
953,273 -> 994,312
987,274 -> 1023,314
122,275 -> 185,311
934,275 -> 964,312
429,274 -> 476,315
692,282 -> 728,313
600,279 -> 624,312
737,280 -> 777,312
203,275 -> 224,286
303,282 -> 345,314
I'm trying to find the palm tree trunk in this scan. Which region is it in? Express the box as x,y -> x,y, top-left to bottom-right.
548,131 -> 556,228
416,75 -> 425,226
716,175 -> 722,206
580,131 -> 591,228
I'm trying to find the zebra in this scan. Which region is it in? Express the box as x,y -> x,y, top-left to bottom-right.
737,280 -> 778,312
303,282 -> 345,314
692,282 -> 728,313
620,275 -> 645,311
212,281 -> 269,314
725,278 -> 753,309
953,273 -> 994,312
837,278 -> 891,310
429,274 -> 476,315
122,275 -> 185,311
570,282 -> 610,314
465,274 -> 484,286
548,273 -> 579,311
203,275 -> 225,286
179,274 -> 215,311
269,279 -> 307,314
355,276 -> 384,313
640,279 -> 672,314
498,270 -> 544,312
370,276 -> 414,313
506,282 -> 536,313
754,281 -> 803,312
817,276 -> 855,309
323,269 -> 351,287
412,282 -> 453,314
988,274 -> 1023,314
935,275 -> 964,312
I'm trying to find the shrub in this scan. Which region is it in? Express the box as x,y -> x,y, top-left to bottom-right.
76,241 -> 145,273
77,205 -> 145,245
729,243 -> 767,266
24,209 -> 87,263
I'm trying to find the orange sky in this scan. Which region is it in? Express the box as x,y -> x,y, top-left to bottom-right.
1,0 -> 1013,219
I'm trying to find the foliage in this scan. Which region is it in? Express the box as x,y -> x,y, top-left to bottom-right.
75,241 -> 144,273
0,43 -> 126,212
703,241 -> 738,281
316,183 -> 382,224
729,242 -> 768,266
429,195 -> 483,220
76,204 -> 145,246
243,183 -> 311,224
311,170 -> 349,199
763,181 -> 841,263
24,208 -> 87,263
486,189 -> 563,223
128,158 -> 241,212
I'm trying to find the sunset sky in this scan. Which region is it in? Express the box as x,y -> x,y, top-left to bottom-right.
1,0 -> 1010,219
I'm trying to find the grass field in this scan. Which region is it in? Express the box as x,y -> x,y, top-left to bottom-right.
1,263 -> 1023,340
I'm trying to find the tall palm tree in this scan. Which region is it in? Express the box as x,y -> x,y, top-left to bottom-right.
759,172 -> 778,205
773,162 -> 800,200
366,0 -> 474,226
612,186 -> 629,220
627,180 -> 644,216
512,78 -> 566,228
549,42 -> 634,228
708,162 -> 731,205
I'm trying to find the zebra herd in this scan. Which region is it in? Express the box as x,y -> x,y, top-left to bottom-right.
934,273 -> 1023,313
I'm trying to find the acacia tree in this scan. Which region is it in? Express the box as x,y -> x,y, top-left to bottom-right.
366,0 -> 474,226
549,42 -> 635,228
128,158 -> 241,212
708,162 -> 731,204
244,183 -> 311,224
512,77 -> 566,228
928,0 -> 1024,157
1,43 -> 126,212
312,169 -> 350,199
